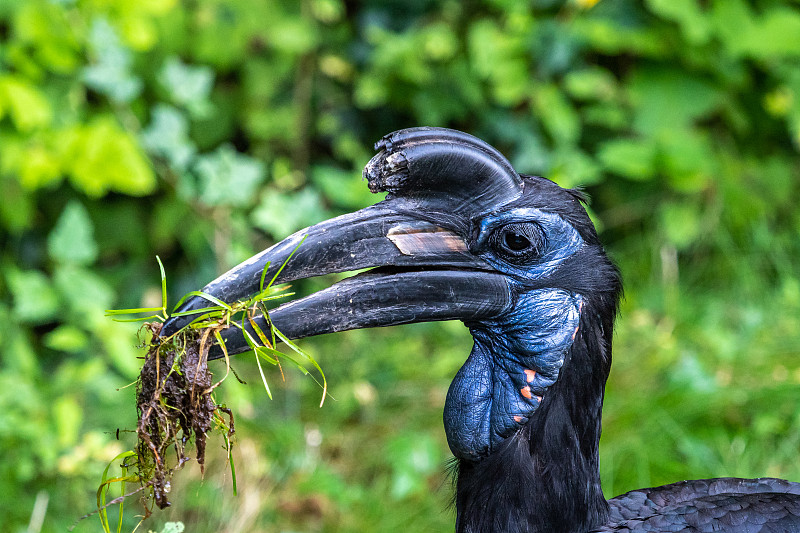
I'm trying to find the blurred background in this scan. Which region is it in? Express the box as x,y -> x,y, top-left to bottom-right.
2,0 -> 799,531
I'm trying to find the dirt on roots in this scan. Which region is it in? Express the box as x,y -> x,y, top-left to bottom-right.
136,322 -> 234,510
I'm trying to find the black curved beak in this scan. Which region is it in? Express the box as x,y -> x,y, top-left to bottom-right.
161,127 -> 523,359
160,202 -> 510,358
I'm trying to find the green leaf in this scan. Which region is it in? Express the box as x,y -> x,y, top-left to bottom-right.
157,255 -> 168,313
563,67 -> 618,102
646,0 -> 710,45
659,130 -> 715,192
353,75 -> 388,109
597,139 -> 657,180
53,266 -> 114,317
549,148 -> 602,188
194,144 -> 265,207
6,269 -> 60,324
82,18 -> 143,103
251,187 -> 327,237
0,75 -> 52,131
186,291 -> 231,311
628,68 -> 722,135
311,165 -> 374,210
467,19 -> 530,105
16,143 -> 62,190
161,522 -> 185,533
97,450 -> 138,533
712,1 -> 800,58
532,83 -> 581,146
141,105 -> 196,171
753,9 -> 800,57
0,173 -> 35,231
62,117 -> 157,197
43,325 -> 89,352
265,17 -> 318,54
12,2 -> 80,73
53,395 -> 81,447
159,57 -> 214,117
48,201 -> 98,265
660,202 -> 702,249
386,433 -> 441,499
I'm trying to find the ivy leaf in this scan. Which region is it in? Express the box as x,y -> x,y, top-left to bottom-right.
53,265 -> 114,317
141,105 -> 196,172
310,165 -> 374,210
47,201 -> 98,265
159,57 -> 215,117
82,18 -> 142,103
6,269 -> 60,324
251,187 -> 328,237
194,145 -> 265,207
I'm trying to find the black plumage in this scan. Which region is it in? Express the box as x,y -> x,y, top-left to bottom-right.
163,127 -> 800,533
602,478 -> 800,532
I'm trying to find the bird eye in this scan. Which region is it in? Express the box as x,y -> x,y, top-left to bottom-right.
491,222 -> 545,261
504,231 -> 530,251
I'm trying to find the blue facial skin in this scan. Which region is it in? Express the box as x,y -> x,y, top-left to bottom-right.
443,208 -> 586,461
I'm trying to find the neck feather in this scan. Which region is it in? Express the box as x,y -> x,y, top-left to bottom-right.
453,298 -> 613,533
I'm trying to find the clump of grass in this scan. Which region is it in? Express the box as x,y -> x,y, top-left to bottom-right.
94,247 -> 325,531
135,321 -> 223,510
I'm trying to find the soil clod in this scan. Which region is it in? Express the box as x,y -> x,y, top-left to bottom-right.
135,322 -> 233,510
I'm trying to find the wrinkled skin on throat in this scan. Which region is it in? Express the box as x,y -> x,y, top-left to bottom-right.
445,289 -> 582,461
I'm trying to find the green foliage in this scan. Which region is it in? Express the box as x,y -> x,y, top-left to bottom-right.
0,0 -> 798,531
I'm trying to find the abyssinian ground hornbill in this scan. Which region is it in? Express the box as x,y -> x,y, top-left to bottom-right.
162,128 -> 800,532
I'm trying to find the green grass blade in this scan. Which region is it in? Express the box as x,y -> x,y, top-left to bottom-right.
255,302 -> 279,349
251,288 -> 294,303
156,255 -> 168,316
253,346 -> 279,365
248,316 -> 272,347
227,434 -> 237,496
97,450 -> 137,533
104,307 -> 164,316
170,306 -> 227,317
172,290 -> 233,312
266,235 -> 306,289
259,260 -> 272,293
263,348 -> 310,375
253,347 -> 273,399
237,318 -> 279,398
109,315 -> 164,323
273,328 -> 327,406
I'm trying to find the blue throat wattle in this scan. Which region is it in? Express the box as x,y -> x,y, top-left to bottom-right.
443,207 -> 587,462
444,288 -> 583,461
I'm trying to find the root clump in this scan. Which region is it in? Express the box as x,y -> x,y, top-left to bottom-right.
135,322 -> 233,510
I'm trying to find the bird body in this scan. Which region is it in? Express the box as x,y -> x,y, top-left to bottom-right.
603,478 -> 800,532
163,128 -> 800,533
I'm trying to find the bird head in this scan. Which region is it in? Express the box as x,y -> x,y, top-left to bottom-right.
162,127 -> 621,462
